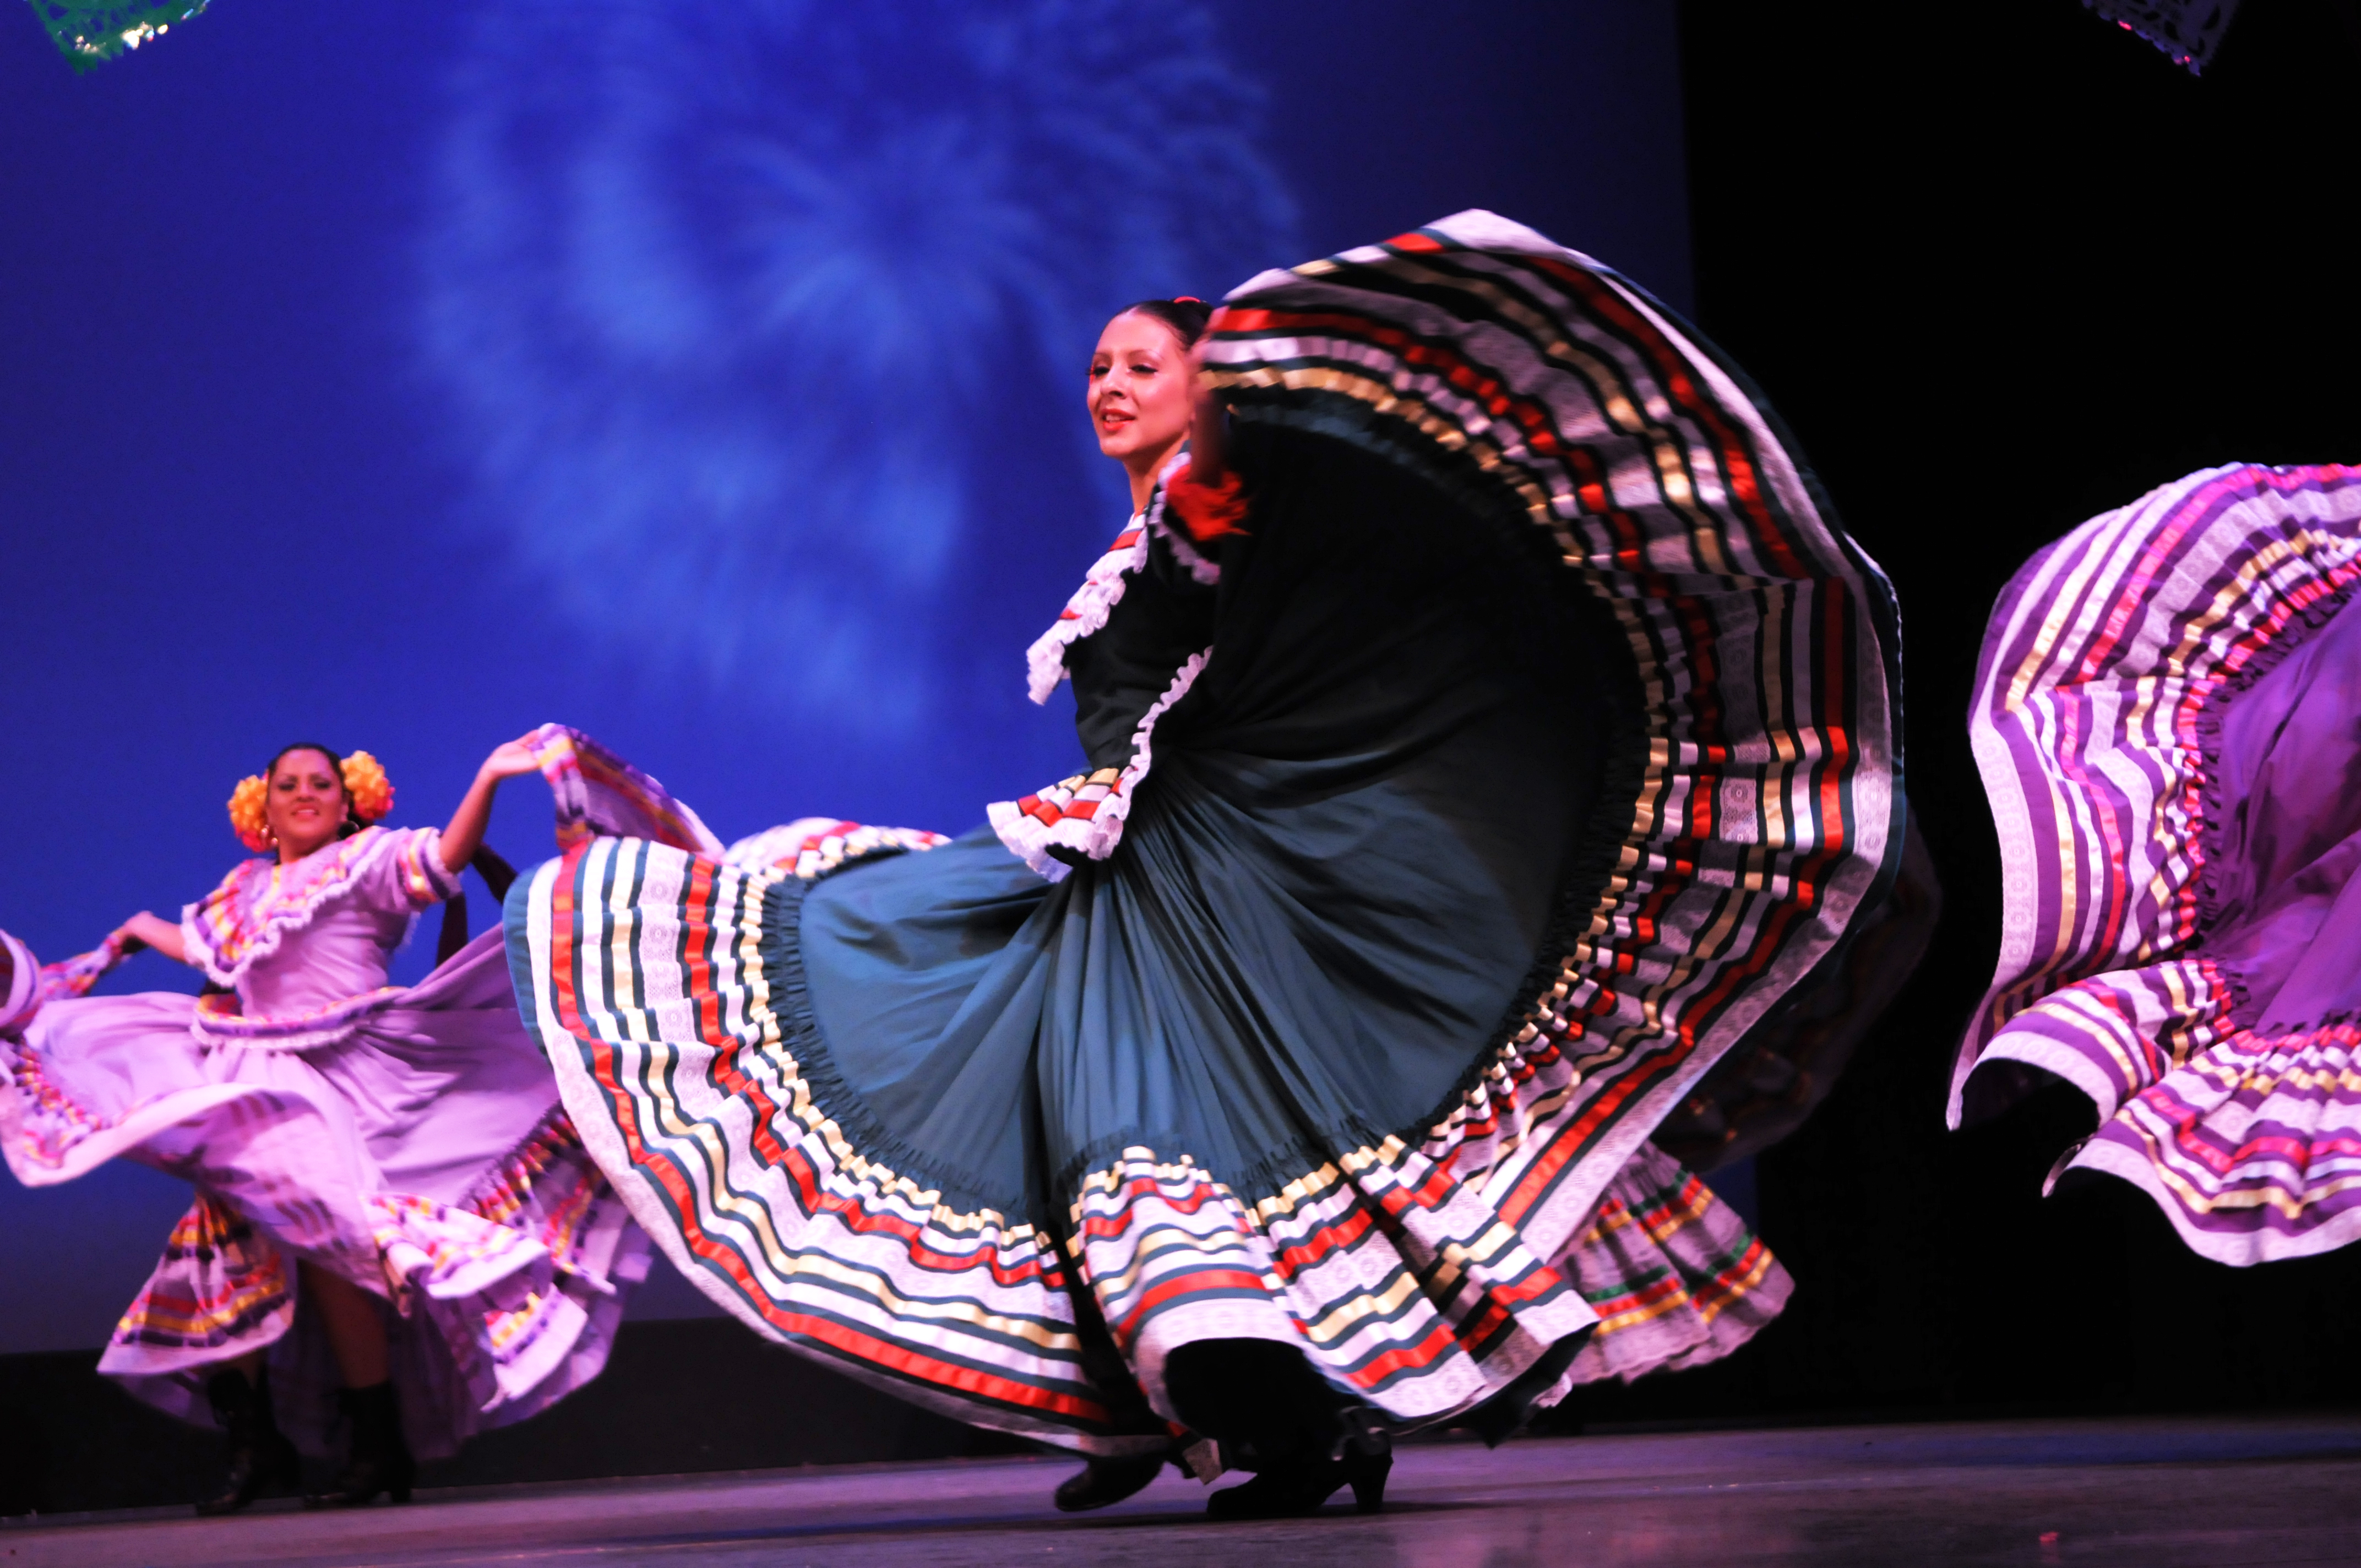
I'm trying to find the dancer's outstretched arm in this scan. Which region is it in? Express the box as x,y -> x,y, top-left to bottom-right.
438,738 -> 545,873
112,911 -> 188,963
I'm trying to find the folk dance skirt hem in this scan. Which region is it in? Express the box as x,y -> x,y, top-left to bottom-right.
1,931 -> 649,1460
1955,462 -> 2361,1266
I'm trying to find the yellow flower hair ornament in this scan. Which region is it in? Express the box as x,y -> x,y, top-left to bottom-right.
340,751 -> 394,824
227,775 -> 271,853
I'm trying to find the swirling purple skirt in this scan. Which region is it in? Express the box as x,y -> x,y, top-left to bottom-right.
2,932 -> 649,1458
1955,462 -> 2361,1264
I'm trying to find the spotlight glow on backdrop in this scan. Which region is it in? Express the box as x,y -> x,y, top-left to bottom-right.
0,0 -> 1691,1353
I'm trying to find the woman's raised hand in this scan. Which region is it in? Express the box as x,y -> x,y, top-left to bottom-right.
478,737 -> 543,783
439,736 -> 547,874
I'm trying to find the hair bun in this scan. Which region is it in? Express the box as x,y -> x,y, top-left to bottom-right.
1122,297 -> 1213,346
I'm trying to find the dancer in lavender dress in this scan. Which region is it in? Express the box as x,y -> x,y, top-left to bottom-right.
1955,464 -> 2361,1262
0,741 -> 650,1513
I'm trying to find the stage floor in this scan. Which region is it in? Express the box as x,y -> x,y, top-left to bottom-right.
7,1415 -> 2361,1567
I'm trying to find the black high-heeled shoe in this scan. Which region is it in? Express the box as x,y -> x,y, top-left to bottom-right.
1204,1435 -> 1391,1520
1053,1451 -> 1171,1512
195,1366 -> 302,1517
304,1382 -> 415,1508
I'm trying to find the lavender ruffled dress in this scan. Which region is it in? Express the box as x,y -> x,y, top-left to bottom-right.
0,825 -> 649,1458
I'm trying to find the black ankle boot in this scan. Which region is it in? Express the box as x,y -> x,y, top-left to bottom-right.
1167,1338 -> 1395,1518
1053,1451 -> 1170,1512
1204,1430 -> 1391,1520
304,1382 -> 415,1508
195,1366 -> 302,1517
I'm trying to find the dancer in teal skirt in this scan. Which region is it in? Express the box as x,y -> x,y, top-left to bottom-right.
503,213 -> 1915,1518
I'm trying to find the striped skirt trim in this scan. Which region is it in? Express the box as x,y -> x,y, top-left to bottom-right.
108,1194 -> 295,1354
1555,1145 -> 1792,1391
513,837 -> 1124,1445
509,835 -> 1760,1449
1207,210 -> 1903,1239
1955,462 -> 2361,1262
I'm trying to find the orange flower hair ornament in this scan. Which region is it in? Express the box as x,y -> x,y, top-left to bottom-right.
340,752 -> 395,825
227,776 -> 271,852
226,750 -> 395,852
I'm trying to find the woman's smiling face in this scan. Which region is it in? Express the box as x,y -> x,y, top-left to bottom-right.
266,749 -> 348,862
1087,310 -> 1194,472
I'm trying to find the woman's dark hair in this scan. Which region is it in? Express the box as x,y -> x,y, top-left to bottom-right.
1121,297 -> 1212,347
266,741 -> 363,838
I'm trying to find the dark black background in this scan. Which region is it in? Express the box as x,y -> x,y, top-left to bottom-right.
1549,0 -> 2361,1428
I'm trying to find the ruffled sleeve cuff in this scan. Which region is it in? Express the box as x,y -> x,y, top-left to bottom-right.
389,827 -> 467,910
987,769 -> 1124,884
987,650 -> 1210,881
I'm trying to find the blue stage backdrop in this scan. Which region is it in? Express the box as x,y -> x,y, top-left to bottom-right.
0,0 -> 1691,1354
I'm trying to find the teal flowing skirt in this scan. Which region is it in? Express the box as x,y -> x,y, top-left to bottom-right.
504,212 -> 1905,1453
